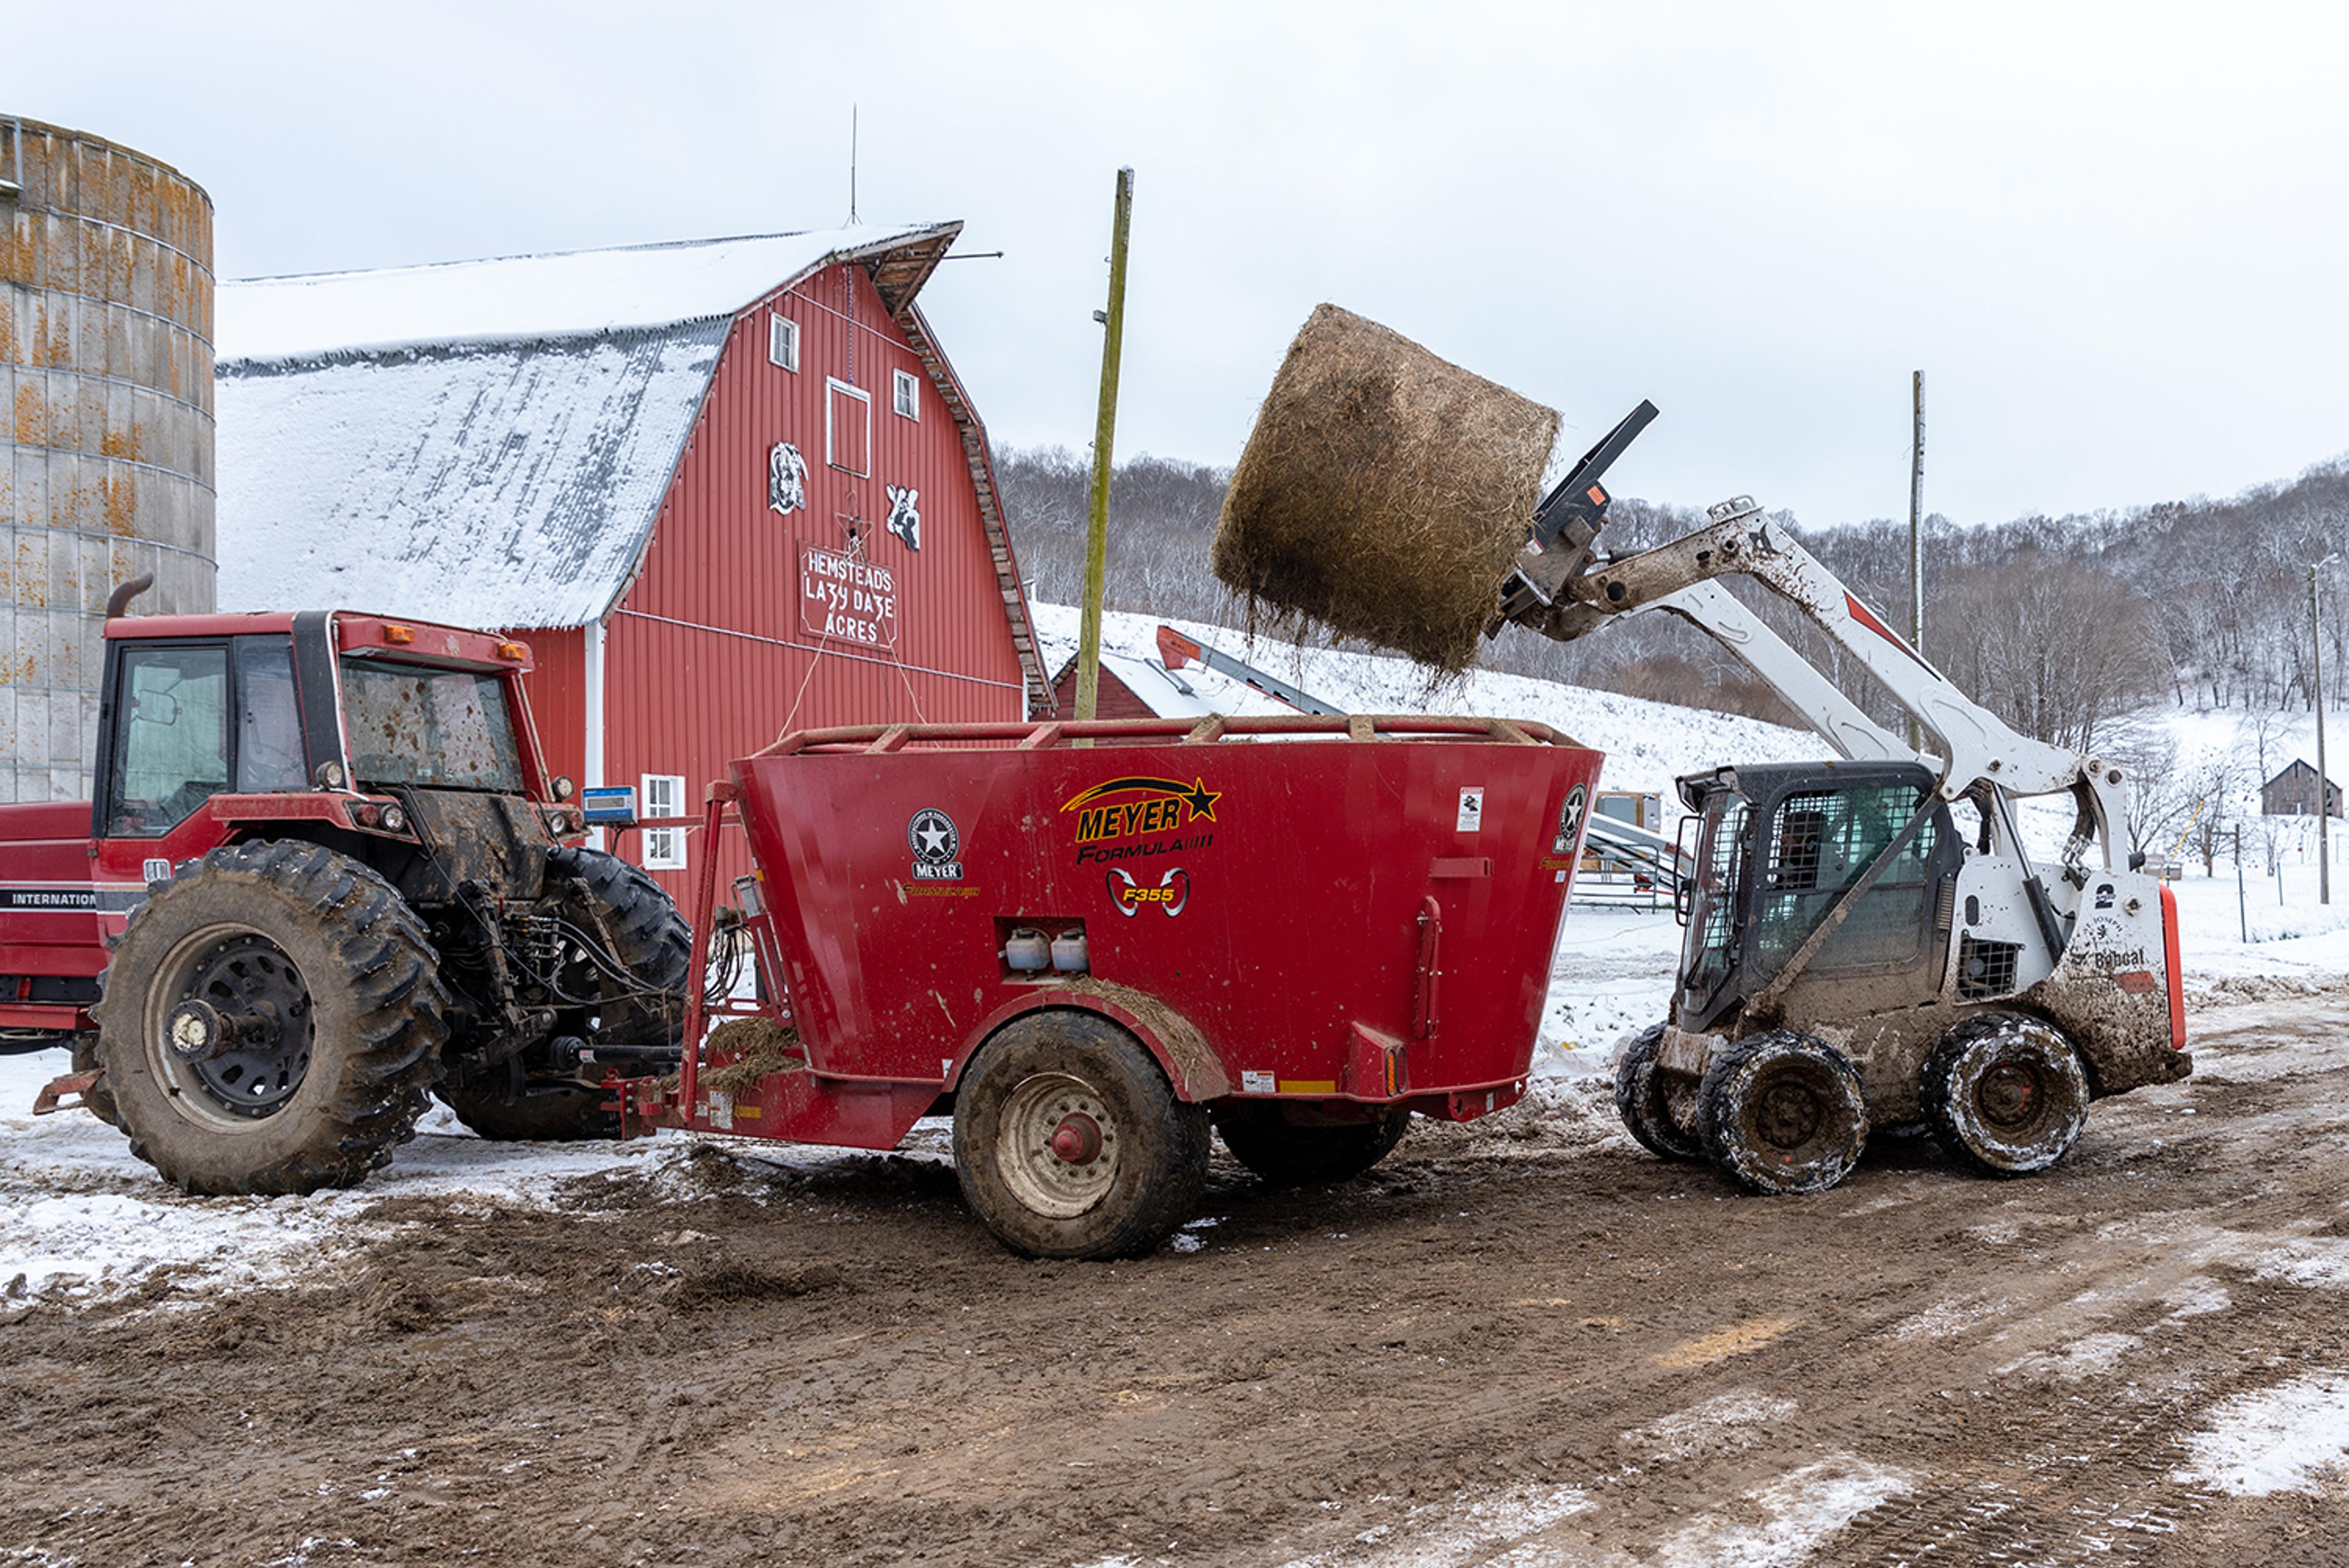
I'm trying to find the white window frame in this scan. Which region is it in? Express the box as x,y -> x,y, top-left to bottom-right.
641,773 -> 688,871
892,368 -> 921,421
768,312 -> 800,373
826,377 -> 872,477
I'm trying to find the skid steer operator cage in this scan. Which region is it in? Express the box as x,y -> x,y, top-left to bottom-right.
1674,761 -> 1961,1033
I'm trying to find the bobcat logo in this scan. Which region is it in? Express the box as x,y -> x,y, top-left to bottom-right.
885,485 -> 922,552
768,442 -> 808,515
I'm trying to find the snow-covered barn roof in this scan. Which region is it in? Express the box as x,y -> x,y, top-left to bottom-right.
212,222 -> 1048,707
218,226 -> 960,364
217,325 -> 732,627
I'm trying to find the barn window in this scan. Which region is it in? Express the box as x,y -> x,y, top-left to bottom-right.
892,368 -> 920,421
768,313 -> 800,373
826,377 -> 871,477
642,773 -> 688,871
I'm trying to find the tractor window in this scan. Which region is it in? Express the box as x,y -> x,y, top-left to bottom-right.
109,645 -> 230,836
233,636 -> 308,793
1756,786 -> 1940,973
340,660 -> 525,792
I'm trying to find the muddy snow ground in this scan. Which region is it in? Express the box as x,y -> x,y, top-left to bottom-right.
8,868 -> 2349,1564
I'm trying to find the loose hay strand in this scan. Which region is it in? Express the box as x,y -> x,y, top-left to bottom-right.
1211,304 -> 1560,672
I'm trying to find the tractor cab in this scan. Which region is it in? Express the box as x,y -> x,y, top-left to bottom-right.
1672,760 -> 1963,1036
94,609 -> 563,855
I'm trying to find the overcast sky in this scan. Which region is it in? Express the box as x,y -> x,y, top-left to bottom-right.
18,1 -> 2349,529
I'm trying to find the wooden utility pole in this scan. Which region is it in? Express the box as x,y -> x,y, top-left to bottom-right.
1074,167 -> 1134,723
2314,555 -> 2337,903
1908,370 -> 1925,753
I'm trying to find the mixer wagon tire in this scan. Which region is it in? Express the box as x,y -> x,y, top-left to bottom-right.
952,1011 -> 1209,1260
89,842 -> 448,1196
1921,1011 -> 2090,1176
1215,1102 -> 1411,1186
1613,1024 -> 1704,1163
1698,1030 -> 1868,1195
438,847 -> 690,1142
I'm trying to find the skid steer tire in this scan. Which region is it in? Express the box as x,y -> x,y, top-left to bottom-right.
1215,1102 -> 1411,1186
1613,1024 -> 1704,1163
91,842 -> 448,1196
439,847 -> 690,1143
1699,1030 -> 1868,1195
1921,1011 -> 2090,1176
952,1011 -> 1209,1260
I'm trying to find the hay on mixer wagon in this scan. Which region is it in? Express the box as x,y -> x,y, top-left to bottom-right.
1210,304 -> 1559,672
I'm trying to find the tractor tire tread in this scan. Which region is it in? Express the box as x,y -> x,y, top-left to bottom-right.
92,841 -> 448,1196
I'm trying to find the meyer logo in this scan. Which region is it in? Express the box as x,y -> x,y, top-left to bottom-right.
1061,776 -> 1221,866
908,807 -> 964,882
1553,784 -> 1587,854
1108,866 -> 1190,917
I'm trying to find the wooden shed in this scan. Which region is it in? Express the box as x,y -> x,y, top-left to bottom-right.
211,223 -> 1048,897
2262,758 -> 2342,817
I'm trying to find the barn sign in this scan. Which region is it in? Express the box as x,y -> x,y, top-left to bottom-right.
800,541 -> 899,648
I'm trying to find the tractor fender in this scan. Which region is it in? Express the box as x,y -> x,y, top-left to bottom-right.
950,986 -> 1233,1102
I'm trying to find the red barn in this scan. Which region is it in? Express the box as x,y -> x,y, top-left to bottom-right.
212,223 -> 1048,896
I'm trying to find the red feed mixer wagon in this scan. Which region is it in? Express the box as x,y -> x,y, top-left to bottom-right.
626,714 -> 1603,1256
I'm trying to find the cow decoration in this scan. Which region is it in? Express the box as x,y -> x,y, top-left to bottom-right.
886,485 -> 922,552
768,442 -> 809,516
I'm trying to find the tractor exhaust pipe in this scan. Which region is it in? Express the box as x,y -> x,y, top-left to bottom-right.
105,573 -> 155,619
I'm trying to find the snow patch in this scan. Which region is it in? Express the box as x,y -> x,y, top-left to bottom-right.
1274,1483 -> 1592,1567
2175,1371 -> 2349,1496
1624,1391 -> 1799,1462
1653,1455 -> 1910,1568
1997,1331 -> 2144,1382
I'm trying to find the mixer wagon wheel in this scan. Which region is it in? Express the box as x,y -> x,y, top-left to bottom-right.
1214,1102 -> 1412,1186
1612,1024 -> 1704,1163
1921,1011 -> 2090,1176
952,1011 -> 1210,1260
438,847 -> 690,1142
1697,1030 -> 1868,1195
89,842 -> 449,1196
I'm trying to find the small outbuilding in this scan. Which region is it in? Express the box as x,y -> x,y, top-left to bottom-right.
212,223 -> 1049,896
2262,758 -> 2342,817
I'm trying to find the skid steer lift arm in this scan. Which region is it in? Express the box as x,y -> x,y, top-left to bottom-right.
1493,409 -> 2136,869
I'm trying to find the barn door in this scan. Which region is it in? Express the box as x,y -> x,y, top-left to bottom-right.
826,378 -> 871,477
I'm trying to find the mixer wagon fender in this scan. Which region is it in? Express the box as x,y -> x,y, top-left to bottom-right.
948,991 -> 1232,1103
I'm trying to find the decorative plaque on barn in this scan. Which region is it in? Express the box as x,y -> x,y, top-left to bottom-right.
799,541 -> 899,649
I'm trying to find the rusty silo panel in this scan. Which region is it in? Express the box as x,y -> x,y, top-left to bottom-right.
1,116 -> 216,803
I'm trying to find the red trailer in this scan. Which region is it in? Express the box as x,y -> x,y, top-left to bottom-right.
621,713 -> 1604,1257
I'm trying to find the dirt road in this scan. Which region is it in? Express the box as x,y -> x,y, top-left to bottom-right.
8,986 -> 2349,1567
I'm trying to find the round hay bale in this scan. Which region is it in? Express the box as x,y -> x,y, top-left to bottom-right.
1211,305 -> 1559,671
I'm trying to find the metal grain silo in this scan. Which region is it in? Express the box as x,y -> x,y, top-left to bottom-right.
1,116 -> 215,802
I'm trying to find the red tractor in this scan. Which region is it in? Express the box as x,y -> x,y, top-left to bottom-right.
0,594 -> 690,1194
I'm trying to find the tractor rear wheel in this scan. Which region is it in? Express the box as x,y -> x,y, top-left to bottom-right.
91,842 -> 448,1195
1215,1102 -> 1411,1186
1921,1011 -> 2090,1175
1614,1023 -> 1704,1162
439,847 -> 690,1142
952,1011 -> 1209,1260
1698,1030 -> 1868,1195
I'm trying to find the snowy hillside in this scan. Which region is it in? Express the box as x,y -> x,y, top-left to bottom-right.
1027,600 -> 1832,807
